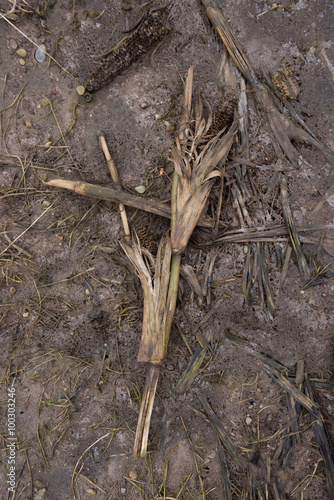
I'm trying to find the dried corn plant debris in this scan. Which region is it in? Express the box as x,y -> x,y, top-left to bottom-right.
3,0 -> 334,496
201,0 -> 334,167
85,8 -> 170,92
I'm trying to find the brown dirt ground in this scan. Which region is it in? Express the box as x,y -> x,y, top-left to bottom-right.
0,0 -> 333,499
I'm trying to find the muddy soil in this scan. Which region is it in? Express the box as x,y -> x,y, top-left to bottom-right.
0,0 -> 333,499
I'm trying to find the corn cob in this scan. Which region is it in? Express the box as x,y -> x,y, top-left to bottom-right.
86,10 -> 170,92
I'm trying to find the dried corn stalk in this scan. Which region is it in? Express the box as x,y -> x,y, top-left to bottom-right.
131,67 -> 237,457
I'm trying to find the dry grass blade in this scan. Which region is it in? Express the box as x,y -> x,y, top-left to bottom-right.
214,426 -> 232,499
264,364 -> 317,413
198,395 -> 240,467
171,66 -> 237,254
281,176 -> 311,279
225,330 -> 288,371
273,362 -> 303,466
257,243 -> 275,316
201,0 -> 334,167
180,264 -> 203,300
279,244 -> 292,290
238,77 -> 249,177
304,374 -> 334,498
309,181 -> 334,220
214,223 -> 334,244
176,343 -> 207,393
242,246 -> 254,306
241,243 -> 275,314
200,247 -> 220,305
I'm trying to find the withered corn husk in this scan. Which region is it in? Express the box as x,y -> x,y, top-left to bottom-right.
121,234 -> 172,364
171,67 -> 237,254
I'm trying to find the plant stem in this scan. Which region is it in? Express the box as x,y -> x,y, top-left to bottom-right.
133,364 -> 160,457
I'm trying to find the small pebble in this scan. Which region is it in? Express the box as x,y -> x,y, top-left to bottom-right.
19,58 -> 26,66
34,489 -> 47,500
141,101 -> 148,109
41,200 -> 51,207
55,76 -> 59,82
35,480 -> 44,488
245,416 -> 252,426
37,104 -> 42,109
10,40 -> 18,50
44,141 -> 52,147
9,287 -> 16,295
121,488 -> 126,494
35,44 -> 47,63
135,185 -> 146,194
25,119 -> 32,128
76,85 -> 85,96
165,121 -> 175,132
328,195 -> 334,207
17,48 -> 27,58
243,245 -> 249,254
40,37 -> 46,43
155,113 -> 163,120
129,469 -> 137,480
86,488 -> 97,495
23,312 -> 29,318
166,363 -> 175,371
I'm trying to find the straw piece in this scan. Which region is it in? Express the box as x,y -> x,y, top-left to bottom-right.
200,248 -> 220,305
214,430 -> 232,500
133,364 -> 160,457
43,173 -> 217,228
242,246 -> 254,306
98,132 -> 131,244
279,244 -> 292,290
304,374 -> 334,498
214,223 -> 334,243
309,181 -> 334,220
264,365 -> 317,413
176,343 -> 207,393
258,243 -> 276,316
198,395 -> 240,467
225,330 -> 288,371
180,264 -> 203,300
281,176 -> 311,279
